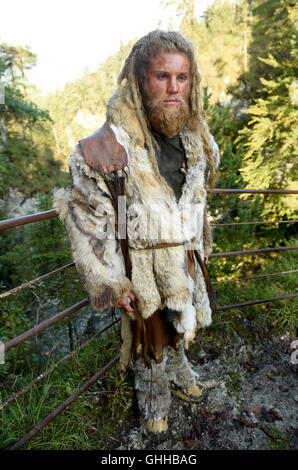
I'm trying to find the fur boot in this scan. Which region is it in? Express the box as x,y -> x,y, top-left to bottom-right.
133,355 -> 171,440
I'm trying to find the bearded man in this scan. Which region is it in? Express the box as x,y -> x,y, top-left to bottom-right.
54,30 -> 220,441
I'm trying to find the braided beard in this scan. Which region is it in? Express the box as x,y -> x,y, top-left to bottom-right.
145,98 -> 190,138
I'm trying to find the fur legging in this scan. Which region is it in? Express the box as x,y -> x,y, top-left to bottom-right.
133,339 -> 199,422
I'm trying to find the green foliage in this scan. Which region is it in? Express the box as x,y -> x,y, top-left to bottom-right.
0,195 -> 71,286
267,426 -> 292,450
45,40 -> 136,167
247,0 -> 296,98
204,89 -> 265,284
0,43 -> 67,198
3,84 -> 50,124
165,0 -> 254,104
0,194 -> 86,379
1,135 -> 63,196
236,0 -> 298,220
0,43 -> 37,87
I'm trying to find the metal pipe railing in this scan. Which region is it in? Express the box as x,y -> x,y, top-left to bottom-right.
0,318 -> 119,411
207,188 -> 298,194
217,293 -> 298,311
0,188 -> 297,231
4,299 -> 89,353
209,246 -> 298,258
211,219 -> 298,227
0,209 -> 58,230
212,269 -> 298,285
9,354 -> 120,450
3,246 -> 296,354
2,244 -> 296,301
0,262 -> 75,299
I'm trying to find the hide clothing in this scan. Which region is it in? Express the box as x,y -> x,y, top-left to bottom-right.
53,82 -> 220,435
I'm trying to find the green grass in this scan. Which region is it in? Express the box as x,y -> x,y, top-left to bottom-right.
266,426 -> 292,451
0,325 -> 134,450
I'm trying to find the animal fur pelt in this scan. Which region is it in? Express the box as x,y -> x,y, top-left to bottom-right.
53,82 -> 220,355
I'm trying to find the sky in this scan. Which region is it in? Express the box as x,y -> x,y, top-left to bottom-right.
0,0 -> 210,93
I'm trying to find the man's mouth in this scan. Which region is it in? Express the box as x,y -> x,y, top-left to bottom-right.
164,99 -> 181,104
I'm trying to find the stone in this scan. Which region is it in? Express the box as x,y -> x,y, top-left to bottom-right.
112,330 -> 298,450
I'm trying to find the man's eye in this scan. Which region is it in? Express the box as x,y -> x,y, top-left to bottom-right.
178,75 -> 188,81
157,74 -> 168,79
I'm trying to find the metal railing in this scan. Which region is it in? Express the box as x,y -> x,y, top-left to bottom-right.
0,187 -> 297,450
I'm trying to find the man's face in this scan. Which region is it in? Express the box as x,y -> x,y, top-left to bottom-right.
142,51 -> 191,137
144,52 -> 191,109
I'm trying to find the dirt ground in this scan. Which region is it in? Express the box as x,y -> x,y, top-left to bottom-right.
113,327 -> 298,451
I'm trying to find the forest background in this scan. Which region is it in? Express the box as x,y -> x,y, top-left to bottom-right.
0,0 -> 297,450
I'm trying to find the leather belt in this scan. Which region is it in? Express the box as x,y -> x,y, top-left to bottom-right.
143,242 -> 183,250
132,242 -> 184,250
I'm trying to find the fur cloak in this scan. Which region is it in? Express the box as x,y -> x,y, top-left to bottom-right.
54,83 -> 220,362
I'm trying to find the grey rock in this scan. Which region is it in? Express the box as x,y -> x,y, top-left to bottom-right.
113,330 -> 298,451
0,188 -> 38,218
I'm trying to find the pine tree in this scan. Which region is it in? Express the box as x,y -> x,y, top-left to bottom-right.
0,43 -> 66,198
237,0 -> 298,220
45,40 -> 135,167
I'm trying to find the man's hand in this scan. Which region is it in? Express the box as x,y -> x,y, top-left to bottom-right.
115,291 -> 135,312
204,254 -> 209,264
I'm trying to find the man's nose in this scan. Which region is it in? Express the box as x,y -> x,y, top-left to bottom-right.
167,77 -> 178,93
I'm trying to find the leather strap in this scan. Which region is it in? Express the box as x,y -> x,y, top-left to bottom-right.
142,242 -> 183,250
104,176 -> 152,369
79,121 -> 127,174
191,249 -> 218,315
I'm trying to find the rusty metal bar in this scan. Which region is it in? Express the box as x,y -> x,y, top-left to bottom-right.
0,263 -> 75,299
212,269 -> 298,285
0,188 -> 297,231
209,246 -> 298,258
3,247 -> 297,351
211,219 -> 298,227
0,210 -> 58,230
9,354 -> 120,450
4,299 -> 89,353
0,319 -> 119,411
207,189 -> 298,194
217,293 -> 298,311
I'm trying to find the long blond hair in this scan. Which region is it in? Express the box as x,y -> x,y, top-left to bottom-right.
118,30 -> 216,188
